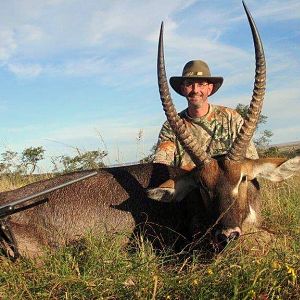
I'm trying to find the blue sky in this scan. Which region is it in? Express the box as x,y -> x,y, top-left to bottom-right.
0,0 -> 299,171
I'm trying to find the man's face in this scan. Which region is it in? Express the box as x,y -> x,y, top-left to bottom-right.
180,79 -> 214,108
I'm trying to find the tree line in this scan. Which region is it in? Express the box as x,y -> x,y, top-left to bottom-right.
0,147 -> 107,175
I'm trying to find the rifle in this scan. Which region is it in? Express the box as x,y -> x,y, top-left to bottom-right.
0,171 -> 98,219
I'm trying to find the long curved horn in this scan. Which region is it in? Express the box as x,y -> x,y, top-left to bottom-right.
226,1 -> 266,161
157,22 -> 211,166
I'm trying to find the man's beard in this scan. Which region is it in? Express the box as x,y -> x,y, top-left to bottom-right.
187,92 -> 206,108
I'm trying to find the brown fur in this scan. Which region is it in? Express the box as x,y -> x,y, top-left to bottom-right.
1,163 -> 193,257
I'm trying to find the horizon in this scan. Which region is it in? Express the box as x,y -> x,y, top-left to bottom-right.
0,0 -> 299,171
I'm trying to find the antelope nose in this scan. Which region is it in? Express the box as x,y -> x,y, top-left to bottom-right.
229,231 -> 240,240
216,230 -> 241,248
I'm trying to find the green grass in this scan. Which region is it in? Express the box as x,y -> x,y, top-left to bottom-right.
0,176 -> 299,299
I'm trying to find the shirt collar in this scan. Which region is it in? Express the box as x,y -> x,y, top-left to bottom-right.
183,104 -> 215,122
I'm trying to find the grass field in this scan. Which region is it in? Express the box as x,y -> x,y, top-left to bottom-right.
0,174 -> 299,299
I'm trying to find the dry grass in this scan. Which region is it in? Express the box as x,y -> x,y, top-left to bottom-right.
0,173 -> 53,192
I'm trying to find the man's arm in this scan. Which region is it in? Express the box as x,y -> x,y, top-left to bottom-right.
153,121 -> 177,166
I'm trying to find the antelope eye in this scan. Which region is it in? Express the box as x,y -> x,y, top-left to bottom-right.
241,175 -> 247,182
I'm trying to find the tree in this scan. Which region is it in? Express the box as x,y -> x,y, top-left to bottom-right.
263,146 -> 280,157
52,149 -> 108,173
0,150 -> 21,174
253,129 -> 273,150
21,146 -> 45,174
235,103 -> 268,128
235,103 -> 273,152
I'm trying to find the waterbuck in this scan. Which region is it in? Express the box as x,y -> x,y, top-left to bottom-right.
0,2 -> 299,259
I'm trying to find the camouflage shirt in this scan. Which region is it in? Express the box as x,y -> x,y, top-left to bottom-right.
154,104 -> 258,170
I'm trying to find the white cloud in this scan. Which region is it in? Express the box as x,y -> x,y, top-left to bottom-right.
228,0 -> 300,23
1,0 -> 296,84
58,57 -> 109,77
0,29 -> 17,61
0,0 -> 197,62
17,24 -> 44,43
87,1 -> 196,44
8,63 -> 42,78
249,0 -> 300,21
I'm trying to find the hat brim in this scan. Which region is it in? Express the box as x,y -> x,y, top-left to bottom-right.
169,76 -> 224,96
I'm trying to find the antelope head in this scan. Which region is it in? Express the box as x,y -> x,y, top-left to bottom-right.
149,2 -> 300,250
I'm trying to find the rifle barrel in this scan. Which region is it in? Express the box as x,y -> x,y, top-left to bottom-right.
0,171 -> 98,211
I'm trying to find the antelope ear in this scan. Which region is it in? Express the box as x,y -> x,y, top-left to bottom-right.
147,175 -> 198,202
146,187 -> 175,202
252,156 -> 300,182
147,179 -> 175,202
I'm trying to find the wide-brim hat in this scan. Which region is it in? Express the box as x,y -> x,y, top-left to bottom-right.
170,60 -> 223,96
